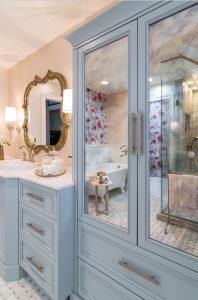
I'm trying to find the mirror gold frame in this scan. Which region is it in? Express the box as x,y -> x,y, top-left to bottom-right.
23,70 -> 69,154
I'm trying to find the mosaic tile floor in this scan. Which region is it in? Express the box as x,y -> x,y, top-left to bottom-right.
150,177 -> 198,257
0,275 -> 50,300
88,178 -> 198,256
88,189 -> 128,229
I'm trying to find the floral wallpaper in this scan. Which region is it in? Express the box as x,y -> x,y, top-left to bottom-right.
149,101 -> 170,177
85,88 -> 108,144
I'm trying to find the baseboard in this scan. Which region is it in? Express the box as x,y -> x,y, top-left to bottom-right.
0,261 -> 26,281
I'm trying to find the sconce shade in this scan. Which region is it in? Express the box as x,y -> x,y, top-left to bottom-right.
5,106 -> 17,122
63,89 -> 72,113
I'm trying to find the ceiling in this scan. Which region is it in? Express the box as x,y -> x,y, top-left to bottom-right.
86,4 -> 198,95
0,0 -> 117,69
150,4 -> 198,87
86,36 -> 128,95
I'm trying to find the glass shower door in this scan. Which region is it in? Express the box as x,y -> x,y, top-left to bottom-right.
148,4 -> 198,257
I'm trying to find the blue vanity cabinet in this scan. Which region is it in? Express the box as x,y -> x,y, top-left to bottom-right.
19,179 -> 74,300
0,178 -> 23,281
66,1 -> 198,300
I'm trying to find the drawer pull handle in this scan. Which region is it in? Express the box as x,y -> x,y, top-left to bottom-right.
26,256 -> 43,273
26,192 -> 44,202
118,260 -> 159,286
26,223 -> 44,236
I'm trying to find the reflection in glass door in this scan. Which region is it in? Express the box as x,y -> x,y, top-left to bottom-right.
84,37 -> 129,230
149,4 -> 198,257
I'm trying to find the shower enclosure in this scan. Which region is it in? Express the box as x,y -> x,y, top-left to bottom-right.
150,45 -> 198,231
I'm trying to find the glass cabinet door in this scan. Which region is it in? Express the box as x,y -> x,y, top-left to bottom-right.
84,37 -> 129,230
139,3 -> 198,268
80,21 -> 138,241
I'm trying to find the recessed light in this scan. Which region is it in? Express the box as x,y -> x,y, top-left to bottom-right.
101,80 -> 109,85
149,77 -> 153,82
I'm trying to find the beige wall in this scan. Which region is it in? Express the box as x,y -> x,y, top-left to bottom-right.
0,68 -> 11,156
106,90 -> 128,163
3,37 -> 73,164
0,67 -> 9,132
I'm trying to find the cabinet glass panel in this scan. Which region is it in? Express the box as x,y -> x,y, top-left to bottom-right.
84,37 -> 128,230
149,5 -> 198,257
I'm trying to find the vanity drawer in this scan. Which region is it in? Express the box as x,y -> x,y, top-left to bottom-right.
78,259 -> 142,300
79,223 -> 198,300
20,239 -> 54,294
20,180 -> 56,219
20,206 -> 55,254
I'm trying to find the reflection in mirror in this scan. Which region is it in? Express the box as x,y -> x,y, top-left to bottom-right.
84,37 -> 128,230
24,70 -> 68,153
45,99 -> 61,145
28,79 -> 62,145
149,4 -> 198,257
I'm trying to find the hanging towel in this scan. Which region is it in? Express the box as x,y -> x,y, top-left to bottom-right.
181,174 -> 198,209
168,173 -> 182,212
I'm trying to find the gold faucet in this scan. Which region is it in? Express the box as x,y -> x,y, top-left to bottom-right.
19,145 -> 35,162
120,145 -> 128,157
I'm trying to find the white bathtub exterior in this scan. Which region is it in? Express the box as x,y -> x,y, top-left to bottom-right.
86,163 -> 128,198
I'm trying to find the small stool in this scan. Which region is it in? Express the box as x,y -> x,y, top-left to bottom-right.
90,180 -> 112,215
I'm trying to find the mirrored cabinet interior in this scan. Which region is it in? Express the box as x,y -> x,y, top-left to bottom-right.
84,36 -> 129,230
66,1 -> 198,299
76,20 -> 138,243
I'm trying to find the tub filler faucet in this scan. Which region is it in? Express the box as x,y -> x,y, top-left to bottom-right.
186,136 -> 198,152
120,145 -> 128,157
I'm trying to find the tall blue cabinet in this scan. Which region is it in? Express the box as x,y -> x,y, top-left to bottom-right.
66,1 -> 198,299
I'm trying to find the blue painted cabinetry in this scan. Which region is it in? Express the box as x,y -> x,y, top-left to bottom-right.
0,178 -> 24,281
66,1 -> 198,299
19,179 -> 74,300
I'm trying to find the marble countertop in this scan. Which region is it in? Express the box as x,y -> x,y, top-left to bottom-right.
0,167 -> 73,190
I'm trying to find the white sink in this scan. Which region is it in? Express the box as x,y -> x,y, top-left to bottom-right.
0,159 -> 38,171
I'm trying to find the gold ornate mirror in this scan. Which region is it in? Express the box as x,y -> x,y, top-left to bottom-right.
23,70 -> 69,154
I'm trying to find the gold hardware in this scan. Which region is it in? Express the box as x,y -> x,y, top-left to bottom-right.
26,222 -> 44,236
118,260 -> 159,286
26,192 -> 44,203
23,70 -> 69,154
26,256 -> 43,273
22,151 -> 27,161
19,145 -> 35,162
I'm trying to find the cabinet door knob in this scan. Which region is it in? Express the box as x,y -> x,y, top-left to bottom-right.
26,192 -> 44,202
119,260 -> 159,286
26,256 -> 43,273
26,222 -> 44,236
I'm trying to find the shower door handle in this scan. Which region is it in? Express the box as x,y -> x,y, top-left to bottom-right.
129,113 -> 136,154
137,112 -> 143,154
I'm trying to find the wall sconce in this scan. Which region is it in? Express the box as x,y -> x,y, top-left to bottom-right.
63,89 -> 72,126
5,106 -> 17,130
